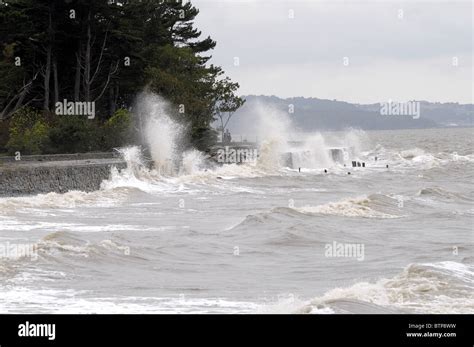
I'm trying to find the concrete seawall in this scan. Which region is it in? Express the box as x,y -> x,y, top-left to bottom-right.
0,153 -> 126,197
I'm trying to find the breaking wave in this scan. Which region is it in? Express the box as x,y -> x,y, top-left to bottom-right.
0,188 -> 132,212
99,96 -> 375,190
0,231 -> 136,267
297,194 -> 403,219
307,261 -> 474,314
261,261 -> 474,314
363,145 -> 474,172
417,187 -> 474,202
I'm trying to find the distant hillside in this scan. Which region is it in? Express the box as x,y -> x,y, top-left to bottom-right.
226,95 -> 473,134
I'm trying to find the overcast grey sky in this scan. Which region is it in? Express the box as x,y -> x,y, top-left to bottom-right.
192,0 -> 473,104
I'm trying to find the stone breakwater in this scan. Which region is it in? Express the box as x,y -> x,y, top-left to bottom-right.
0,153 -> 126,197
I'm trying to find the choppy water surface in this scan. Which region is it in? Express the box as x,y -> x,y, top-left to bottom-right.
0,127 -> 473,314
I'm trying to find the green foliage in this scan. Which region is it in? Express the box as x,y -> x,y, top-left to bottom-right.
47,117 -> 102,154
103,109 -> 134,149
6,107 -> 50,155
191,127 -> 218,152
0,0 -> 244,154
213,77 -> 246,139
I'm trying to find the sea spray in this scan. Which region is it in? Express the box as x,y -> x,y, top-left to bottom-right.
341,129 -> 369,158
181,150 -> 208,175
249,102 -> 351,170
103,93 -> 213,186
293,133 -> 333,169
116,146 -> 144,174
252,102 -> 293,171
111,96 -> 371,183
101,146 -> 162,191
133,92 -> 185,175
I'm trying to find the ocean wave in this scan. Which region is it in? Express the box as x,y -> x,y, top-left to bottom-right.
399,148 -> 426,159
33,231 -> 133,261
101,130 -> 368,190
361,145 -> 474,173
297,194 -> 402,219
297,261 -> 474,314
224,195 -> 403,235
0,232 -> 134,271
447,152 -> 474,163
417,187 -> 474,202
0,188 -> 133,212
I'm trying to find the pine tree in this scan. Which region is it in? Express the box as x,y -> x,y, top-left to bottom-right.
0,0 -> 244,153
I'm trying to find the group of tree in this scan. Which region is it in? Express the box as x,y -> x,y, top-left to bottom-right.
0,0 -> 244,155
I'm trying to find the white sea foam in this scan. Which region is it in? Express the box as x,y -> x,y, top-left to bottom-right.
0,286 -> 259,314
306,261 -> 474,314
0,189 -> 129,212
258,262 -> 474,314
297,195 -> 400,219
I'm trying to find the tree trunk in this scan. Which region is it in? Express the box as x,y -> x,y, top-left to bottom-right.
84,10 -> 92,102
74,41 -> 81,101
109,81 -> 116,115
43,17 -> 52,111
219,115 -> 225,143
43,47 -> 51,112
114,83 -> 119,109
53,57 -> 59,106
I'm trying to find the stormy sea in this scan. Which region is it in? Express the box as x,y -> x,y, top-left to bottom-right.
0,96 -> 472,314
